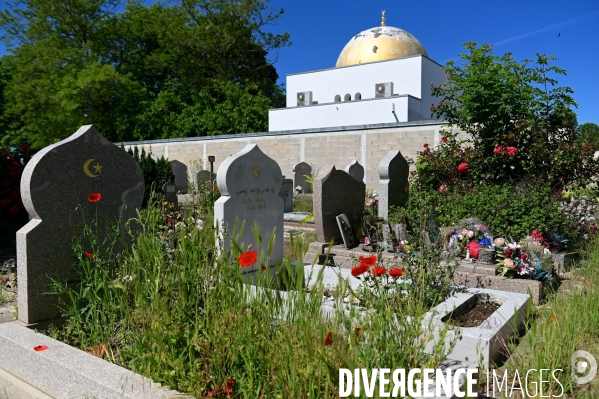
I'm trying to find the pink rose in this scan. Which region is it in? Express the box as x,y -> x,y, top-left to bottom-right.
457,163 -> 469,173
506,146 -> 518,156
493,146 -> 503,155
438,184 -> 447,193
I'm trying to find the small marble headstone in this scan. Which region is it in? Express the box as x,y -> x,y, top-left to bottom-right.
393,224 -> 409,242
313,165 -> 366,243
378,150 -> 410,220
478,248 -> 496,264
293,162 -> 312,193
196,170 -> 212,191
162,180 -> 178,209
215,144 -> 283,270
382,224 -> 396,251
336,214 -> 355,249
170,160 -> 188,193
17,125 -> 144,324
279,177 -> 293,212
345,160 -> 365,182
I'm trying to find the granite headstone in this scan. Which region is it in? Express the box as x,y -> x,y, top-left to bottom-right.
162,180 -> 178,209
336,214 -> 355,249
345,160 -> 365,182
313,165 -> 366,243
292,162 -> 312,194
215,144 -> 283,270
170,160 -> 188,193
279,176 -> 293,213
378,150 -> 409,220
196,170 -> 212,191
17,125 -> 144,324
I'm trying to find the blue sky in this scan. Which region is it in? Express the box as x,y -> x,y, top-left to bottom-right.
266,0 -> 599,124
1,0 -> 597,124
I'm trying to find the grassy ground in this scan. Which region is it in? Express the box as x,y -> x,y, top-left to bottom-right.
45,198 -> 456,398
477,238 -> 599,398
292,195 -> 313,213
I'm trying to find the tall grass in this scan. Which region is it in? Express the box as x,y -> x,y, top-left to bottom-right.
501,237 -> 599,397
48,196 -> 456,398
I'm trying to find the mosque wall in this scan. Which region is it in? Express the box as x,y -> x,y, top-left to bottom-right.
122,122 -> 460,191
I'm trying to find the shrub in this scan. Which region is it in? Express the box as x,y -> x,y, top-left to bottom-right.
398,179 -> 575,244
127,146 -> 174,206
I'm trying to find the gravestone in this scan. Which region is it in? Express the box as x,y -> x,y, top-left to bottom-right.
162,180 -> 178,209
378,150 -> 409,220
336,214 -> 355,249
17,125 -> 144,324
170,160 -> 188,193
313,165 -> 365,243
344,160 -> 365,182
393,224 -> 409,242
197,170 -> 212,191
215,144 -> 283,270
279,176 -> 293,212
293,162 -> 312,193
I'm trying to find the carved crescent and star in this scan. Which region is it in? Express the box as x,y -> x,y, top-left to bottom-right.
252,163 -> 262,177
83,158 -> 103,178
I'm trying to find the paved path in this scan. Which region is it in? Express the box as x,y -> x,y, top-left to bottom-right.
0,307 -> 54,399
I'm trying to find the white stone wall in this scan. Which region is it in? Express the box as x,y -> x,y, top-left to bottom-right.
122,122 -> 455,190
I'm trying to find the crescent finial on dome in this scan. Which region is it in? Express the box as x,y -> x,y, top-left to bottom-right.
381,10 -> 386,26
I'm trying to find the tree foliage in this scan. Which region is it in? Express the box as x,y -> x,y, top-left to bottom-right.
420,42 -> 596,190
0,0 -> 289,148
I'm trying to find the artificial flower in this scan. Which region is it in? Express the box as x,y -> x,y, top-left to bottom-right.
364,237 -> 370,245
521,253 -> 528,261
494,237 -> 505,246
504,249 -> 512,257
370,267 -> 386,276
33,345 -> 48,352
531,230 -> 543,242
389,268 -> 404,278
504,259 -> 515,269
468,242 -> 481,259
237,250 -> 257,268
457,163 -> 469,173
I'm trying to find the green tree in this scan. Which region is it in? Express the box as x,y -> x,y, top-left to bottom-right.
425,42 -> 592,188
578,122 -> 599,147
0,0 -> 289,147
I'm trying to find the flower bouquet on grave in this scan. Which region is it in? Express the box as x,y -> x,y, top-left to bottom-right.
494,238 -> 552,284
365,189 -> 379,215
445,218 -> 493,260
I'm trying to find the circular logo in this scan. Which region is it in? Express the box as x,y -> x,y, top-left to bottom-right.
571,350 -> 597,384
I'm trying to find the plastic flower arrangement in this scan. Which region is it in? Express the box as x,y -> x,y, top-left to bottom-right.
446,218 -> 493,258
365,189 -> 379,207
494,234 -> 552,284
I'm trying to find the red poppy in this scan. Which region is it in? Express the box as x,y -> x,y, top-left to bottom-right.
87,192 -> 102,203
85,251 -> 94,259
423,143 -> 429,148
324,331 -> 332,346
493,146 -> 503,155
237,250 -> 257,268
550,315 -> 557,323
355,327 -> 361,335
371,267 -> 386,276
33,345 -> 48,352
9,206 -> 19,215
389,268 -> 404,278
351,263 -> 369,277
206,386 -> 221,398
506,146 -> 518,156
359,255 -> 377,266
441,136 -> 448,143
261,264 -> 266,271
224,379 -> 236,394
457,163 -> 469,173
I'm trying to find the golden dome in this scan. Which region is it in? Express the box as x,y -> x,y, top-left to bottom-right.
335,16 -> 428,67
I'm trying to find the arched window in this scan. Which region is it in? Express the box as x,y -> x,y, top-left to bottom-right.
355,92 -> 362,100
344,93 -> 351,101
334,94 -> 341,102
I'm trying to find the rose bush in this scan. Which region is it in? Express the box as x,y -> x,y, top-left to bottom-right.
0,144 -> 32,224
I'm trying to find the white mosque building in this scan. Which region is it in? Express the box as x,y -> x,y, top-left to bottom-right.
268,13 -> 445,131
